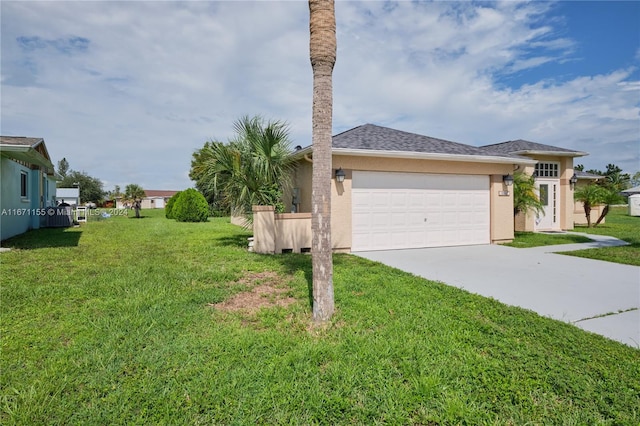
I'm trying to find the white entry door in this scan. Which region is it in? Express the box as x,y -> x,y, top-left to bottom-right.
535,179 -> 559,230
352,171 -> 490,251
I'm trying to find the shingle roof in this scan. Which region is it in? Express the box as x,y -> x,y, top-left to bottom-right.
0,136 -> 44,147
574,170 -> 602,180
144,190 -> 179,198
333,124 -> 493,156
480,139 -> 585,155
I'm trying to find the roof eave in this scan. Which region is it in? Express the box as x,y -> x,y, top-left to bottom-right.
512,150 -> 588,158
0,145 -> 55,170
332,148 -> 537,165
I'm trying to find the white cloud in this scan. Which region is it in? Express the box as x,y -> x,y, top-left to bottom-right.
1,0 -> 638,193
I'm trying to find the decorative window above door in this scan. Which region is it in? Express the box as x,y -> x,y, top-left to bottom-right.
535,162 -> 559,178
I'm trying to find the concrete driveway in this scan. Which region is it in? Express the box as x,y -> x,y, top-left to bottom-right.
355,233 -> 640,348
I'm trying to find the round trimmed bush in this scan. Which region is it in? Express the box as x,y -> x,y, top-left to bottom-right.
172,188 -> 209,222
165,191 -> 182,219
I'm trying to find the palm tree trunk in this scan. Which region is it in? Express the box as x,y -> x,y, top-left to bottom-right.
584,203 -> 592,228
594,204 -> 609,227
309,0 -> 336,322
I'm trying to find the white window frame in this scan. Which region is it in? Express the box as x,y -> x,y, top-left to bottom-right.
20,171 -> 28,198
535,162 -> 560,178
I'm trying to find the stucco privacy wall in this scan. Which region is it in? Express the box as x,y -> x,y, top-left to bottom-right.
252,206 -> 312,254
292,154 -> 516,251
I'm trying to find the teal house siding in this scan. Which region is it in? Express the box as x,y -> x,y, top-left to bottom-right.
0,137 -> 58,242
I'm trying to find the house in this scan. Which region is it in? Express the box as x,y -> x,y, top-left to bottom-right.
55,187 -> 80,206
0,136 -> 58,241
116,190 -> 179,209
141,190 -> 179,209
571,170 -> 605,226
479,139 -> 587,232
252,124 -> 590,254
621,186 -> 640,196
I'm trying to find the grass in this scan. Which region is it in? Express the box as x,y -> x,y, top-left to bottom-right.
505,232 -> 592,248
506,206 -> 640,266
563,206 -> 640,266
2,209 -> 639,424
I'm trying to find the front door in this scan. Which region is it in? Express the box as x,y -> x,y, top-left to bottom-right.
535,180 -> 559,230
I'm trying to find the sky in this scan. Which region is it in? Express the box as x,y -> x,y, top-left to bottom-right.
2,0 -> 639,192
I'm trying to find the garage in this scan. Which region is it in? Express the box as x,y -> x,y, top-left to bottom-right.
352,171 -> 490,251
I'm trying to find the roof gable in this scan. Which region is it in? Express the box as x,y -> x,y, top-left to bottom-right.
0,136 -> 54,171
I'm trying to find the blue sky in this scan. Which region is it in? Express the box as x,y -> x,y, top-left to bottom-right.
1,1 -> 638,192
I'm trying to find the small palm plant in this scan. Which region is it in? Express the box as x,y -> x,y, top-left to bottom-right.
513,171 -> 544,221
194,116 -> 295,217
574,183 -> 605,228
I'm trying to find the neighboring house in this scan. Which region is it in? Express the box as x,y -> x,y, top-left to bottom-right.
55,187 -> 80,206
572,170 -> 605,226
621,186 -> 640,196
141,190 -> 179,209
253,124 -> 590,254
116,190 -> 179,209
0,136 -> 58,241
480,139 -> 587,232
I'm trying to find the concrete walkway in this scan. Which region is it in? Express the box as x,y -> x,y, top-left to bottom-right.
355,234 -> 640,348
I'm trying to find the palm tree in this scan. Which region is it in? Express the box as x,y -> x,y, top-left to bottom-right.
309,0 -> 336,322
593,187 -> 623,227
192,116 -> 295,217
574,183 -> 605,228
513,171 -> 543,226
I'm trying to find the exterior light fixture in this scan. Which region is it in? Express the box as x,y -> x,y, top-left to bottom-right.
570,174 -> 578,190
335,167 -> 346,183
503,174 -> 514,186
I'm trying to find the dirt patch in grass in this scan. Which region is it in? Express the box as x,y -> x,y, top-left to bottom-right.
210,271 -> 297,314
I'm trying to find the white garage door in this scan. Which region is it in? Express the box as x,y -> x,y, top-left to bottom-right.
352,171 -> 490,251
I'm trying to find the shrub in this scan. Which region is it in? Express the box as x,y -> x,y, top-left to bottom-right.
172,189 -> 209,222
165,191 -> 182,219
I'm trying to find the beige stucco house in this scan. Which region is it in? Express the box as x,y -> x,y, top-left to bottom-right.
252,124 -> 588,254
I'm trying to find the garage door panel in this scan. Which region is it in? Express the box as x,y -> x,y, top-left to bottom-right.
352,171 -> 490,251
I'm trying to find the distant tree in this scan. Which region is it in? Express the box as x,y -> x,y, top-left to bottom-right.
631,171 -> 640,187
106,185 -> 123,201
57,158 -> 70,179
124,184 -> 146,201
603,163 -> 630,191
581,164 -> 630,191
58,170 -> 105,204
574,183 -> 606,228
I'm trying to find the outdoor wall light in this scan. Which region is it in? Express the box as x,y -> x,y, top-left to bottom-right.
570,174 -> 578,190
503,174 -> 514,186
335,167 -> 346,183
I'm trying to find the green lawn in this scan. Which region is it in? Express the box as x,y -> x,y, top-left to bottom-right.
2,209 -> 639,424
506,206 -> 640,266
505,232 -> 592,248
562,206 -> 640,266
